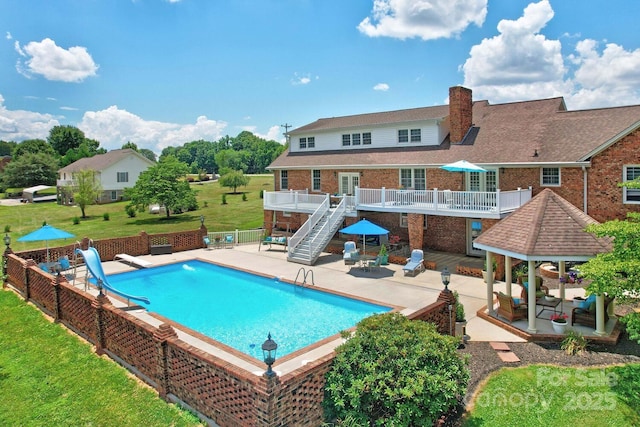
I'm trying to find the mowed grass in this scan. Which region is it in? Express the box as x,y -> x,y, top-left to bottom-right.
0,290 -> 203,426
1,175 -> 273,252
463,364 -> 640,427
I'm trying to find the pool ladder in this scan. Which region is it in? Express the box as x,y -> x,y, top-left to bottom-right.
294,268 -> 315,288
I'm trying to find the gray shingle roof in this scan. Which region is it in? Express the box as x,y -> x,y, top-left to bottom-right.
474,188 -> 613,260
58,149 -> 151,173
270,96 -> 640,169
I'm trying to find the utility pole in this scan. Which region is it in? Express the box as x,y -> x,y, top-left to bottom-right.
280,123 -> 292,144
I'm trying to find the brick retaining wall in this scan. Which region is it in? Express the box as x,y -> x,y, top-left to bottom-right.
3,228 -> 455,426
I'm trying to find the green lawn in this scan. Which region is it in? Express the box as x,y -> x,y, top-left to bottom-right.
1,175 -> 272,253
463,364 -> 640,426
0,290 -> 203,426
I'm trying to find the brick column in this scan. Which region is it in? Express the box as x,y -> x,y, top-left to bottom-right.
255,373 -> 281,426
407,213 -> 425,251
52,273 -> 62,322
437,289 -> 457,336
92,293 -> 111,355
154,323 -> 179,399
24,259 -> 37,300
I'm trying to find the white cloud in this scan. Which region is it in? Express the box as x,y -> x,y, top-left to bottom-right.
291,73 -> 312,85
0,93 -> 61,140
566,40 -> 640,108
6,32 -> 12,40
15,38 -> 98,83
358,0 -> 487,40
461,0 -> 640,108
60,106 -> 78,111
78,106 -> 227,154
373,83 -> 390,91
242,124 -> 285,143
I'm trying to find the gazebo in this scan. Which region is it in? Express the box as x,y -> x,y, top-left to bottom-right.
473,189 -> 613,335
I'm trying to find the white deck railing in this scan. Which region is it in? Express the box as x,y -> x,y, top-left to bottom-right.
264,187 -> 532,218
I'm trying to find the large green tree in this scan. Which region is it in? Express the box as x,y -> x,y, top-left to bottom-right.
124,156 -> 197,219
218,170 -> 250,194
61,139 -> 106,167
323,312 -> 469,426
0,140 -> 17,156
13,139 -> 57,159
47,125 -> 87,156
2,152 -> 58,188
580,178 -> 640,342
69,169 -> 103,218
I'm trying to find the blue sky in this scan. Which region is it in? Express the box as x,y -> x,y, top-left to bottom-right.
1,0 -> 640,155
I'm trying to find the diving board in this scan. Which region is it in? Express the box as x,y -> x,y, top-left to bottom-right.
114,254 -> 153,268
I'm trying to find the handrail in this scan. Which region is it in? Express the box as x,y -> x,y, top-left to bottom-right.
294,267 -> 315,288
288,196 -> 330,255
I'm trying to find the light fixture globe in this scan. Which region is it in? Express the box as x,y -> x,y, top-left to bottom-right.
261,332 -> 278,377
441,266 -> 451,291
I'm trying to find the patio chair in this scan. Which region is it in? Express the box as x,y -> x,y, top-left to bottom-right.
366,256 -> 382,272
203,236 -> 212,250
224,234 -> 234,248
402,249 -> 424,276
571,295 -> 613,328
494,292 -> 528,322
519,276 -> 549,299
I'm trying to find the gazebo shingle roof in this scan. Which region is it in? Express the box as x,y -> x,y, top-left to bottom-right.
473,189 -> 613,261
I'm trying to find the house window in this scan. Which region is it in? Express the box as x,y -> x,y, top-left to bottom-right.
541,167 -> 560,186
110,191 -> 117,201
299,138 -> 307,149
280,170 -> 288,190
400,213 -> 427,229
398,129 -> 408,143
342,134 -> 351,146
307,137 -> 315,148
623,165 -> 640,203
117,172 -> 129,183
352,133 -> 361,145
363,132 -> 372,145
312,170 -> 321,191
399,168 -> 426,190
410,129 -> 421,142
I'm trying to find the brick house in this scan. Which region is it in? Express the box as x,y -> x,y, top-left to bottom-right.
57,148 -> 155,204
264,86 -> 640,264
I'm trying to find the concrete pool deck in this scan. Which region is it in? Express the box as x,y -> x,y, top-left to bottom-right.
79,244 -> 523,376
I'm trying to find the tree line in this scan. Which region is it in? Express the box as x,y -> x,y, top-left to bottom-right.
0,126 -> 286,191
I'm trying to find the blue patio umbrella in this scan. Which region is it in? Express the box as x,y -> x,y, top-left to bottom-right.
17,224 -> 75,262
440,160 -> 487,173
340,219 -> 389,256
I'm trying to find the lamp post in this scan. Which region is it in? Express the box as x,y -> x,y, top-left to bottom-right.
200,215 -> 205,227
441,266 -> 451,291
2,233 -> 10,281
261,332 -> 278,378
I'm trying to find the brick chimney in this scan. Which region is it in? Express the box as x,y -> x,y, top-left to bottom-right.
449,86 -> 473,144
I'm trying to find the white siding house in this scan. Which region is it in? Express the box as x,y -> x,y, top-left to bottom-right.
57,149 -> 155,204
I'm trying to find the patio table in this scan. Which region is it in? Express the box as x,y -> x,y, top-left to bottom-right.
535,297 -> 563,319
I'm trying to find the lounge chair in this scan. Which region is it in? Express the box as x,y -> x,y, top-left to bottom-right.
519,276 -> 549,299
224,234 -> 234,248
114,254 -> 153,268
403,249 -> 424,276
343,241 -> 359,269
571,295 -> 613,328
203,236 -> 213,249
494,292 -> 528,322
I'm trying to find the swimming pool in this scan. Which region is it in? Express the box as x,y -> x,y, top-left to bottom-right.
103,260 -> 391,359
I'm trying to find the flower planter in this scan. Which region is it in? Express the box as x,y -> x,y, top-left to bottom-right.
551,319 -> 568,334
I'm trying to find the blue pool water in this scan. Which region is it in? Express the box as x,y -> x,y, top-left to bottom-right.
103,260 -> 391,359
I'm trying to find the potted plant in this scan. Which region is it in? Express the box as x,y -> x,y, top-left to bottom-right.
550,312 -> 569,334
378,244 -> 389,265
453,291 -> 467,343
482,257 -> 498,283
513,262 -> 529,285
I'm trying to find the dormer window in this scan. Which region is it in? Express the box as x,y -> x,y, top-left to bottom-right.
398,129 -> 421,143
299,137 -> 315,149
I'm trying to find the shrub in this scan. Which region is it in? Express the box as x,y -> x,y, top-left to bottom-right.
453,291 -> 465,322
259,189 -> 264,199
72,216 -> 80,225
125,205 -> 137,218
561,330 -> 588,355
103,212 -> 110,221
3,225 -> 10,233
242,193 -> 247,202
203,201 -> 208,208
323,312 -> 469,426
221,194 -> 227,205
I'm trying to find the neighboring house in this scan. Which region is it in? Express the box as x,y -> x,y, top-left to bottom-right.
264,86 -> 640,265
57,149 -> 155,204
